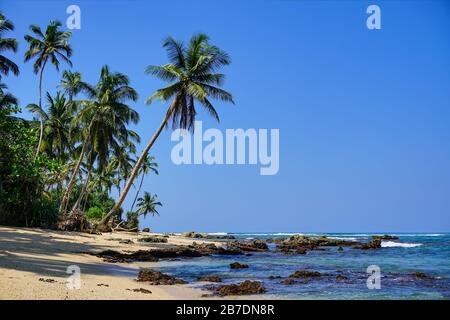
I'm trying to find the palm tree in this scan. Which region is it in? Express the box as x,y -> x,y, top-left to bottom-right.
26,92 -> 74,160
136,192 -> 162,218
130,154 -> 158,211
0,12 -> 19,79
0,83 -> 17,108
109,144 -> 137,194
59,70 -> 93,101
100,33 -> 234,226
24,20 -> 72,158
59,65 -> 139,214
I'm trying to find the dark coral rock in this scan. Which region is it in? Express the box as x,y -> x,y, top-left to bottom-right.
289,270 -> 323,278
213,281 -> 266,296
137,270 -> 187,285
197,275 -> 222,282
357,239 -> 382,249
230,262 -> 249,269
372,234 -> 399,240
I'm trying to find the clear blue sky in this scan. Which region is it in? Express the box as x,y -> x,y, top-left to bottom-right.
3,0 -> 450,232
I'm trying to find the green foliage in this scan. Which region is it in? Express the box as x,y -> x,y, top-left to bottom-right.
0,104 -> 57,227
86,206 -> 104,221
124,211 -> 139,229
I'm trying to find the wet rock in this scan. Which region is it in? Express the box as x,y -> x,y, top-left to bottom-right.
142,228 -> 150,233
336,275 -> 348,281
281,278 -> 298,285
94,247 -> 204,263
137,270 -> 187,285
372,234 -> 399,240
230,262 -> 249,269
289,270 -> 323,278
276,235 -> 356,254
212,281 -> 266,296
268,275 -> 282,279
138,236 -> 168,243
229,239 -> 268,252
206,235 -> 236,240
197,275 -> 222,282
357,239 -> 382,249
127,288 -> 152,294
411,272 -> 435,280
190,242 -> 241,255
337,246 -> 343,251
181,231 -> 208,238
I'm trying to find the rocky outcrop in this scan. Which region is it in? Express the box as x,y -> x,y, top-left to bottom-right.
137,270 -> 186,285
138,236 -> 168,243
372,234 -> 399,240
411,272 -> 435,280
276,235 -> 356,254
230,262 -> 249,269
190,242 -> 242,255
281,278 -> 298,285
356,239 -> 382,249
141,228 -> 150,233
197,275 -> 222,282
289,270 -> 323,278
210,281 -> 266,296
229,239 -> 268,252
181,232 -> 208,238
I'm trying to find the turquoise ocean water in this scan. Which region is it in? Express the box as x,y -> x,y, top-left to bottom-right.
149,233 -> 450,299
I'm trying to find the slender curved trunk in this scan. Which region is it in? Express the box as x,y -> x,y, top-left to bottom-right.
100,97 -> 178,226
59,120 -> 94,214
69,165 -> 92,214
34,60 -> 47,159
131,173 -> 145,212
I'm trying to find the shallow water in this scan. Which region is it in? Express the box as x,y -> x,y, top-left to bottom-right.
147,233 -> 450,299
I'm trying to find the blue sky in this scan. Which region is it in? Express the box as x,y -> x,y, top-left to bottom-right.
3,0 -> 450,232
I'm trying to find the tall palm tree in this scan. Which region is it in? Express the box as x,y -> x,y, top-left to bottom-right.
130,154 -> 158,212
60,65 -> 139,214
59,70 -> 93,101
136,192 -> 162,218
109,144 -> 137,194
26,92 -> 74,160
0,12 -> 19,79
24,20 -> 72,158
101,33 -> 234,226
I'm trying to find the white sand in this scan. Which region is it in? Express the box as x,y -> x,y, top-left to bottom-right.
0,226 -> 216,300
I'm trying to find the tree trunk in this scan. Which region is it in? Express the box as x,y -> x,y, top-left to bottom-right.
69,165 -> 92,214
59,120 -> 94,214
34,60 -> 47,159
100,96 -> 178,226
131,172 -> 145,212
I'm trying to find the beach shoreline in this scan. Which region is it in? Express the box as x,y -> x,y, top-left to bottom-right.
0,226 -> 219,300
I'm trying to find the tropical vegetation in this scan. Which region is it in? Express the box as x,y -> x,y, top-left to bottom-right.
0,11 -> 233,231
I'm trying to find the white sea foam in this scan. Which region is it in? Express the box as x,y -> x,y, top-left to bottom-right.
381,241 -> 423,248
207,232 -> 228,236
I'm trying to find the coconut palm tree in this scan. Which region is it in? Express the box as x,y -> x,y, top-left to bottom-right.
26,92 -> 74,160
100,33 -> 234,226
0,12 -> 19,79
136,192 -> 162,218
0,83 -> 17,108
60,65 -> 139,214
24,20 -> 72,158
130,154 -> 158,211
59,70 -> 93,101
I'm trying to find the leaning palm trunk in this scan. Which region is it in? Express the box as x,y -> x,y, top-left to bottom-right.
100,96 -> 178,226
130,172 -> 145,212
34,60 -> 47,159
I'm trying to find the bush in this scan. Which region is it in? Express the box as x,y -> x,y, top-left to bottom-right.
86,206 -> 104,221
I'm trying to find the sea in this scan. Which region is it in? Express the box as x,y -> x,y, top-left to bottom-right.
148,232 -> 450,299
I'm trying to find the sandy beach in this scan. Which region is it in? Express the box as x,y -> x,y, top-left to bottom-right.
0,226 -> 218,300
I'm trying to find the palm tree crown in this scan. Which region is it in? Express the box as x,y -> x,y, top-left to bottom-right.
146,33 -> 234,130
136,192 -> 162,218
0,12 -> 19,78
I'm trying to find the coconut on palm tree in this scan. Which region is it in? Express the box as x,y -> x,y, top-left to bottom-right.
59,65 -> 139,215
0,12 -> 19,79
24,20 -> 72,158
100,33 -> 234,226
